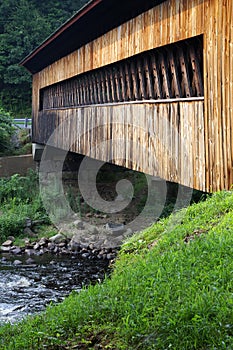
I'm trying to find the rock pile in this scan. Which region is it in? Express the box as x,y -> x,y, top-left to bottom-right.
0,236 -> 118,261
0,218 -> 133,262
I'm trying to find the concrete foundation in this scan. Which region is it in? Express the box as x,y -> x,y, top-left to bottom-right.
0,154 -> 36,177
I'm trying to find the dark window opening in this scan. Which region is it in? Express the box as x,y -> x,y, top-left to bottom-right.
39,35 -> 203,110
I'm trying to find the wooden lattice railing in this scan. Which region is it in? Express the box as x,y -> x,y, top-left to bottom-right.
40,35 -> 203,110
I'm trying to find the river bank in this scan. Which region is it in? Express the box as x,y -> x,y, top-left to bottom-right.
0,220 -> 121,264
1,190 -> 233,349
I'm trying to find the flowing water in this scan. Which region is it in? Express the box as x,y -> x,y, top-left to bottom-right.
0,254 -> 109,324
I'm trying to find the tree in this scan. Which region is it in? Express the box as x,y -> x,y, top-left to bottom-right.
0,0 -> 89,117
0,0 -> 51,116
0,106 -> 15,155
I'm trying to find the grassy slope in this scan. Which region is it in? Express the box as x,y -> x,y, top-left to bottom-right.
1,191 -> 233,349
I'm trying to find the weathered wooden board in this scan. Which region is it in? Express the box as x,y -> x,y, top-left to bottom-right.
31,0 -> 233,192
35,101 -> 205,191
39,37 -> 203,111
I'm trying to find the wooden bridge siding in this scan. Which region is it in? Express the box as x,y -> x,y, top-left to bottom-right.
32,0 -> 205,116
204,0 -> 233,191
35,101 -> 205,191
34,0 -> 205,88
31,0 -> 233,192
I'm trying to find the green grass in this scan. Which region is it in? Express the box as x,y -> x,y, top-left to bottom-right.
0,171 -> 50,242
0,190 -> 233,349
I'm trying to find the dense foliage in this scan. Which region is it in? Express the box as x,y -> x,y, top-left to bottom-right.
0,171 -> 49,241
0,106 -> 15,155
0,0 -> 88,117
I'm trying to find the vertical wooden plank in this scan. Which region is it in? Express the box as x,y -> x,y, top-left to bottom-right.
228,0 -> 233,188
104,69 -> 111,102
188,45 -> 204,97
177,46 -> 192,97
119,65 -> 127,101
124,61 -> 133,101
76,79 -> 81,106
144,56 -> 154,99
159,51 -> 171,98
91,73 -> 98,104
130,61 -> 140,100
167,50 -> 181,98
114,67 -> 122,102
109,70 -> 117,102
99,71 -> 106,104
136,58 -> 147,99
215,0 -> 223,190
87,74 -> 93,105
96,73 -> 102,104
150,54 -> 162,99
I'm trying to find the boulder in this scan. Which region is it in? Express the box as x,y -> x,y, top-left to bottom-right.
13,260 -> 22,265
25,258 -> 35,264
2,240 -> 13,247
0,245 -> 11,252
11,247 -> 22,255
33,243 -> 40,250
38,237 -> 48,246
105,223 -> 125,236
49,233 -> 66,244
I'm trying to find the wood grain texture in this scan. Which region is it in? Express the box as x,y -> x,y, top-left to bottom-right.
35,101 -> 205,190
31,0 -> 233,192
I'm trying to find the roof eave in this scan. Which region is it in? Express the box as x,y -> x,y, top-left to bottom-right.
20,0 -> 102,70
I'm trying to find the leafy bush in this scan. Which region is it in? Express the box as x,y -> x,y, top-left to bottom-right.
0,107 -> 15,155
0,171 -> 49,242
0,211 -> 26,242
0,171 -> 38,204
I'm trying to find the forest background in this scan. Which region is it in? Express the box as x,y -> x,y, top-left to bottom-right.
0,0 -> 89,118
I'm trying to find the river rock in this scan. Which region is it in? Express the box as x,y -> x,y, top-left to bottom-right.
68,241 -> 80,252
25,248 -> 36,256
0,245 -> 11,252
2,240 -> 13,247
89,243 -> 94,250
11,247 -> 22,255
49,233 -> 66,244
33,242 -> 40,250
47,242 -> 56,250
38,237 -> 48,246
106,253 -> 115,260
105,223 -> 125,236
70,232 -> 84,246
25,258 -> 35,264
53,246 -> 59,254
73,219 -> 84,229
58,242 -> 66,248
13,260 -> 22,265
24,238 -> 30,245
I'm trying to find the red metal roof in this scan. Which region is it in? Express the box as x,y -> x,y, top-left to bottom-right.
20,0 -> 166,74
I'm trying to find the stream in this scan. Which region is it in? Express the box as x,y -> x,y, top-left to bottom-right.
0,254 -> 110,324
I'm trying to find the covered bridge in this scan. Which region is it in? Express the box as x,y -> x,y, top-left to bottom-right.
21,0 -> 233,192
